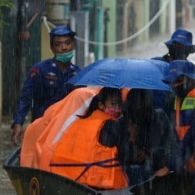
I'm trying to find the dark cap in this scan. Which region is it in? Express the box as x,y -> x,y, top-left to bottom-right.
49,25 -> 76,38
163,60 -> 195,83
165,28 -> 193,47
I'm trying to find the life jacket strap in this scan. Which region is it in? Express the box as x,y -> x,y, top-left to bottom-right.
50,158 -> 120,181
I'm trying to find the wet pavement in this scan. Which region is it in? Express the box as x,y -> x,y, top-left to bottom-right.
0,123 -> 16,195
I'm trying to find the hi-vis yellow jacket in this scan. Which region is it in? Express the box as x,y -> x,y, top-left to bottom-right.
175,88 -> 195,141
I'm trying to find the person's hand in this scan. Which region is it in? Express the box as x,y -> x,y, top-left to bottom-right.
136,150 -> 147,163
11,124 -> 23,146
185,155 -> 195,172
154,166 -> 169,177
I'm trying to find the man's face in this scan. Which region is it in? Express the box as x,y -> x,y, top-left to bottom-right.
51,36 -> 75,54
170,76 -> 188,97
168,43 -> 190,60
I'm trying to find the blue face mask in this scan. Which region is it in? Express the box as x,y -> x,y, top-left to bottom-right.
55,51 -> 74,63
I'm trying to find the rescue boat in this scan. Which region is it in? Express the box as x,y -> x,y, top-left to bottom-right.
4,148 -> 189,195
4,148 -> 134,195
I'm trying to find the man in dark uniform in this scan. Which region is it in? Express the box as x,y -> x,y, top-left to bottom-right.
11,25 -> 80,145
163,60 -> 195,195
153,28 -> 195,116
154,28 -> 195,62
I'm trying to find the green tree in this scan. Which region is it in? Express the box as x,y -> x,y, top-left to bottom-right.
0,0 -> 14,28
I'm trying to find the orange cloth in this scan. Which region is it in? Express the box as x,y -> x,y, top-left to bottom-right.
185,155 -> 195,172
121,88 -> 130,102
50,110 -> 128,189
175,88 -> 195,140
20,87 -> 100,169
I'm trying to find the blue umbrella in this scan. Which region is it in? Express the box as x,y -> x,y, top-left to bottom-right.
69,58 -> 170,90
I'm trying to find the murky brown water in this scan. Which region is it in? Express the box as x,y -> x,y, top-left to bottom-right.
0,123 -> 16,195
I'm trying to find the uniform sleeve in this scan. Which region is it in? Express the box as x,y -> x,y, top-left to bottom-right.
12,67 -> 40,125
153,109 -> 181,171
191,111 -> 195,152
75,65 -> 81,72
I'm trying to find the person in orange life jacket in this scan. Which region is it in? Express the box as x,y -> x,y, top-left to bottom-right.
50,87 -> 128,189
11,25 -> 80,146
20,87 -> 100,169
117,89 -> 178,186
163,60 -> 195,195
152,28 -> 195,117
163,60 -> 195,170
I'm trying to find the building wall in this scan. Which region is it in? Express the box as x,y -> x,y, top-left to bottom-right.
41,0 -> 70,60
41,23 -> 53,60
134,0 -> 149,42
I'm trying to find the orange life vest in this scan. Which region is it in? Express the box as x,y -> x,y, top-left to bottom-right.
175,88 -> 195,140
50,110 -> 128,189
20,87 -> 100,168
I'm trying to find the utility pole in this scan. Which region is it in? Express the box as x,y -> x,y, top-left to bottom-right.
14,0 -> 29,111
47,0 -> 70,25
176,0 -> 183,27
123,1 -> 130,51
95,6 -> 104,60
169,0 -> 176,34
104,8 -> 110,57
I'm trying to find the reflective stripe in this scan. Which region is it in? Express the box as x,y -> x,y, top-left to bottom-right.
181,97 -> 195,110
176,125 -> 190,141
174,95 -> 195,111
175,97 -> 181,131
51,97 -> 94,145
174,89 -> 195,140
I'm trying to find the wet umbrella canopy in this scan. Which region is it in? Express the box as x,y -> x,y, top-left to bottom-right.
69,58 -> 170,91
